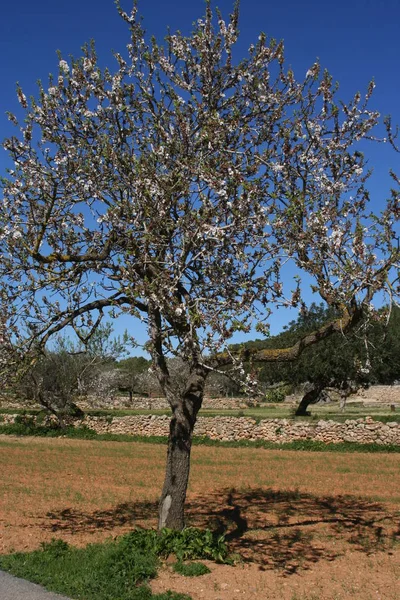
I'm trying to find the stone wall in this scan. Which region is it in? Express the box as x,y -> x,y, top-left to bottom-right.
78,415 -> 399,445
2,413 -> 397,446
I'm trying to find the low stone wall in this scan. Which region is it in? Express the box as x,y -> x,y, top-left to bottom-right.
79,415 -> 399,445
2,413 -> 399,445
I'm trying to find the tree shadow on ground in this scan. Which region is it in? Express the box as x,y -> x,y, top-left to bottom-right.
186,488 -> 400,573
44,488 -> 400,575
46,500 -> 158,532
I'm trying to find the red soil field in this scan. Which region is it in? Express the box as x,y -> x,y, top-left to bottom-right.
0,436 -> 399,599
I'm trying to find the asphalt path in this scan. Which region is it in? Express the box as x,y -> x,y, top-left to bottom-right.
0,570 -> 73,600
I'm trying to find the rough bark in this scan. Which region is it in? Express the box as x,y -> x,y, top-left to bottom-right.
158,367 -> 206,530
158,405 -> 194,530
295,382 -> 325,416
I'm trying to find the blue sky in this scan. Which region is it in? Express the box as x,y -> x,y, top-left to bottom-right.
1,0 -> 399,352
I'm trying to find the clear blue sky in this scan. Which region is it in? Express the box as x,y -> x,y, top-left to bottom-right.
1,0 -> 399,351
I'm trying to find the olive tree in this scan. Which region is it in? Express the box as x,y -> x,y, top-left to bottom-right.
1,2 -> 399,529
9,323 -> 127,420
252,303 -> 370,414
115,356 -> 151,401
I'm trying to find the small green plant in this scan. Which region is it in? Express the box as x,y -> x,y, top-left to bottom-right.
172,562 -> 211,577
125,527 -> 231,563
265,388 -> 286,403
39,538 -> 69,557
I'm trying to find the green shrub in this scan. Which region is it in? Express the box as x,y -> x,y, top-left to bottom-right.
264,388 -> 286,403
63,425 -> 98,439
0,419 -> 60,437
124,527 -> 230,563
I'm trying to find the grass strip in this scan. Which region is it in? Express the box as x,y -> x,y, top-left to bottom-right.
1,407 -> 399,424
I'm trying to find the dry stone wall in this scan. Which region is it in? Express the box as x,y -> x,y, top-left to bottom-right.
76,415 -> 399,445
1,413 -> 395,445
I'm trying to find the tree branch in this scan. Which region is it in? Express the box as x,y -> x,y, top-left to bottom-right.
213,302 -> 363,367
38,294 -> 147,348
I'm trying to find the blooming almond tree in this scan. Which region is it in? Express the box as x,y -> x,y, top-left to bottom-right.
0,2 -> 399,529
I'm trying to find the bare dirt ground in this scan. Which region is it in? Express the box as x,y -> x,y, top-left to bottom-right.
0,436 -> 399,600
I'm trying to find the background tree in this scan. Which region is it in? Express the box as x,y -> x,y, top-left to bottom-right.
254,304 -> 366,413
116,356 -> 151,401
16,324 -> 127,422
115,356 -> 240,399
0,2 -> 399,529
205,369 -> 241,398
369,306 -> 400,384
252,304 -> 400,414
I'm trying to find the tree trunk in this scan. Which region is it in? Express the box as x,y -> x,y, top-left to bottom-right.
158,368 -> 206,530
339,392 -> 347,412
158,405 -> 194,530
295,382 -> 324,416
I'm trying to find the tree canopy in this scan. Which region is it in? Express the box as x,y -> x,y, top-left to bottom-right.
252,303 -> 400,388
0,1 -> 399,529
244,303 -> 400,413
14,323 -> 127,420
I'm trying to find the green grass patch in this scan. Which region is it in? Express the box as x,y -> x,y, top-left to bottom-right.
0,536 -> 159,600
0,528 -> 229,600
192,436 -> 400,453
172,562 -> 211,577
1,405 -> 399,423
0,408 -> 41,415
86,409 -> 172,417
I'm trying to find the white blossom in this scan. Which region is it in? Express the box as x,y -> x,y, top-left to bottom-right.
59,59 -> 70,74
